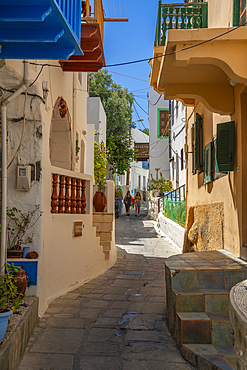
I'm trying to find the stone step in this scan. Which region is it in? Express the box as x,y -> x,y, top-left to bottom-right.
177,312 -> 232,346
181,344 -> 237,370
173,289 -> 229,313
96,231 -> 112,241
93,221 -> 113,232
93,213 -> 114,222
100,240 -> 111,251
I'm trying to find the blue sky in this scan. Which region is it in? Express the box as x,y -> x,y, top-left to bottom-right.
102,0 -> 178,131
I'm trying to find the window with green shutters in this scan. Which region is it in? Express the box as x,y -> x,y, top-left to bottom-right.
204,142 -> 213,184
216,121 -> 235,172
192,113 -> 203,175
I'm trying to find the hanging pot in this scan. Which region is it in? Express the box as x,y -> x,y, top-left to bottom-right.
12,268 -> 28,296
93,191 -> 107,212
0,309 -> 12,344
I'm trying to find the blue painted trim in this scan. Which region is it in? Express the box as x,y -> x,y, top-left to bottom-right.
0,0 -> 82,59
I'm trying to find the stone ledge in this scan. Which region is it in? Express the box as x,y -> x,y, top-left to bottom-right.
0,296 -> 39,370
158,212 -> 185,249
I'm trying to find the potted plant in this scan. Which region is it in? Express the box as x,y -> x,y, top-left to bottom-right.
0,263 -> 25,344
7,205 -> 42,258
93,140 -> 108,212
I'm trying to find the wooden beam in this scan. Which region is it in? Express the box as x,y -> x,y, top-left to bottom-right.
104,18 -> 128,22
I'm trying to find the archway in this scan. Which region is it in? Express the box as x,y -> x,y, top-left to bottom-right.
50,97 -> 72,170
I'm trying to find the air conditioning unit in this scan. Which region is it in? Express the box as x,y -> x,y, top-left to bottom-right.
16,165 -> 31,191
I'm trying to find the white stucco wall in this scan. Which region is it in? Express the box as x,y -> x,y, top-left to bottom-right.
87,96 -> 106,145
169,101 -> 186,188
207,0 -> 233,28
86,123 -> 95,178
149,87 -> 170,180
2,60 -> 116,315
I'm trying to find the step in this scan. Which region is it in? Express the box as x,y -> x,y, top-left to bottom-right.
93,221 -> 113,232
96,231 -> 112,241
93,213 -> 114,222
173,289 -> 229,313
181,344 -> 237,370
177,312 -> 232,347
166,250 -> 247,291
100,240 -> 111,251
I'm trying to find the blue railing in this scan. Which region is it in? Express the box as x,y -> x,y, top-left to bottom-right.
55,0 -> 81,41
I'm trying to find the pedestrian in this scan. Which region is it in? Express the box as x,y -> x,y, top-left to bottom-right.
135,191 -> 141,216
124,190 -> 132,216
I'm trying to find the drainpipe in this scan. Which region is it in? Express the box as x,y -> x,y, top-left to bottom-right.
0,61 -> 29,273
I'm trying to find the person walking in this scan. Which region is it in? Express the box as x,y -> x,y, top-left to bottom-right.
135,191 -> 141,216
124,190 -> 132,216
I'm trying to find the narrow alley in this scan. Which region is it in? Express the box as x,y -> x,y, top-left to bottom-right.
18,207 -> 194,370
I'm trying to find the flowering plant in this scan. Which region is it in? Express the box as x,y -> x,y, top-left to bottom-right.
94,139 -> 108,193
148,173 -> 173,195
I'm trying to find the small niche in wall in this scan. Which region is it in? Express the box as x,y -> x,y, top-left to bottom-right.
73,221 -> 83,237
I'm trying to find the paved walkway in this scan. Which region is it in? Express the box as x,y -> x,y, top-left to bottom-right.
18,206 -> 195,370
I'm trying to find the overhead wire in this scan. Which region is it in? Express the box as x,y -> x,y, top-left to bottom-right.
134,98 -> 149,116
24,21 -> 247,86
149,95 -> 162,106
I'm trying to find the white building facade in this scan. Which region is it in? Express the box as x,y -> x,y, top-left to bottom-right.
148,87 -> 170,181
169,100 -> 186,189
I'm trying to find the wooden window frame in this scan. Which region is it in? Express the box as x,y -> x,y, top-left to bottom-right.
192,113 -> 203,175
157,108 -> 169,138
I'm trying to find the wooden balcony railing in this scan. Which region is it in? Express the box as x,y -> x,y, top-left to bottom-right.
83,0 -> 104,39
51,174 -> 87,214
155,1 -> 208,46
134,143 -> 149,161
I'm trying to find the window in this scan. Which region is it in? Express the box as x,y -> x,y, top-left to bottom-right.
192,113 -> 203,175
138,175 -> 141,190
216,121 -> 235,172
157,108 -> 169,138
204,142 -> 213,184
240,0 -> 247,25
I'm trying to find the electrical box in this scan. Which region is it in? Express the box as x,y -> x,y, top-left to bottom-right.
16,165 -> 31,191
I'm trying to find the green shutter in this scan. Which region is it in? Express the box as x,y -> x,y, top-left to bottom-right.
233,0 -> 240,26
204,142 -> 213,184
216,121 -> 235,172
192,113 -> 203,175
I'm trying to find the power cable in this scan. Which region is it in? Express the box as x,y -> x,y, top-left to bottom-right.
107,70 -> 149,82
149,95 -> 162,106
24,22 -> 247,85
134,99 -> 149,116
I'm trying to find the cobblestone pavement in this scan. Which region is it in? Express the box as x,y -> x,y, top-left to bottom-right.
18,206 -> 195,370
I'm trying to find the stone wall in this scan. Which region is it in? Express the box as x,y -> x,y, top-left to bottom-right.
184,202 -> 224,252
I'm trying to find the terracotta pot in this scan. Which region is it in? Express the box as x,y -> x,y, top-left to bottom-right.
13,269 -> 28,296
93,191 -> 107,212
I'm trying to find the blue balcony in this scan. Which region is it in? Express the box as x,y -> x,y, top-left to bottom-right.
0,0 -> 82,60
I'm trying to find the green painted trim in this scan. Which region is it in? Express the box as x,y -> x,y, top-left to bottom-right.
233,0 -> 240,26
157,108 -> 169,138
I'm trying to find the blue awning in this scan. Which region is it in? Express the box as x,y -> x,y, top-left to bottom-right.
0,0 -> 82,60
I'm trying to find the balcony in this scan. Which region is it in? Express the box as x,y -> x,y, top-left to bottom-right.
0,0 -> 82,60
135,143 -> 149,162
60,0 -> 105,72
150,1 -> 247,115
155,1 -> 208,47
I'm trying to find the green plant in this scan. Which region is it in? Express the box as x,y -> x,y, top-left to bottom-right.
115,188 -> 123,199
0,263 -> 25,313
94,139 -> 108,193
76,139 -> 80,156
148,172 -> 173,195
7,205 -> 42,250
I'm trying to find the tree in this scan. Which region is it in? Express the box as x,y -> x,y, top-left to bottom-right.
142,128 -> 149,135
88,69 -> 135,175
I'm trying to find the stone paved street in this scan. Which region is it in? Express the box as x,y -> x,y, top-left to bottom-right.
18,206 -> 195,370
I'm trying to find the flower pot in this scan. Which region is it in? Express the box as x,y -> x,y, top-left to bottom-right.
0,309 -> 12,344
93,191 -> 107,212
13,268 -> 28,296
7,250 -> 23,258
